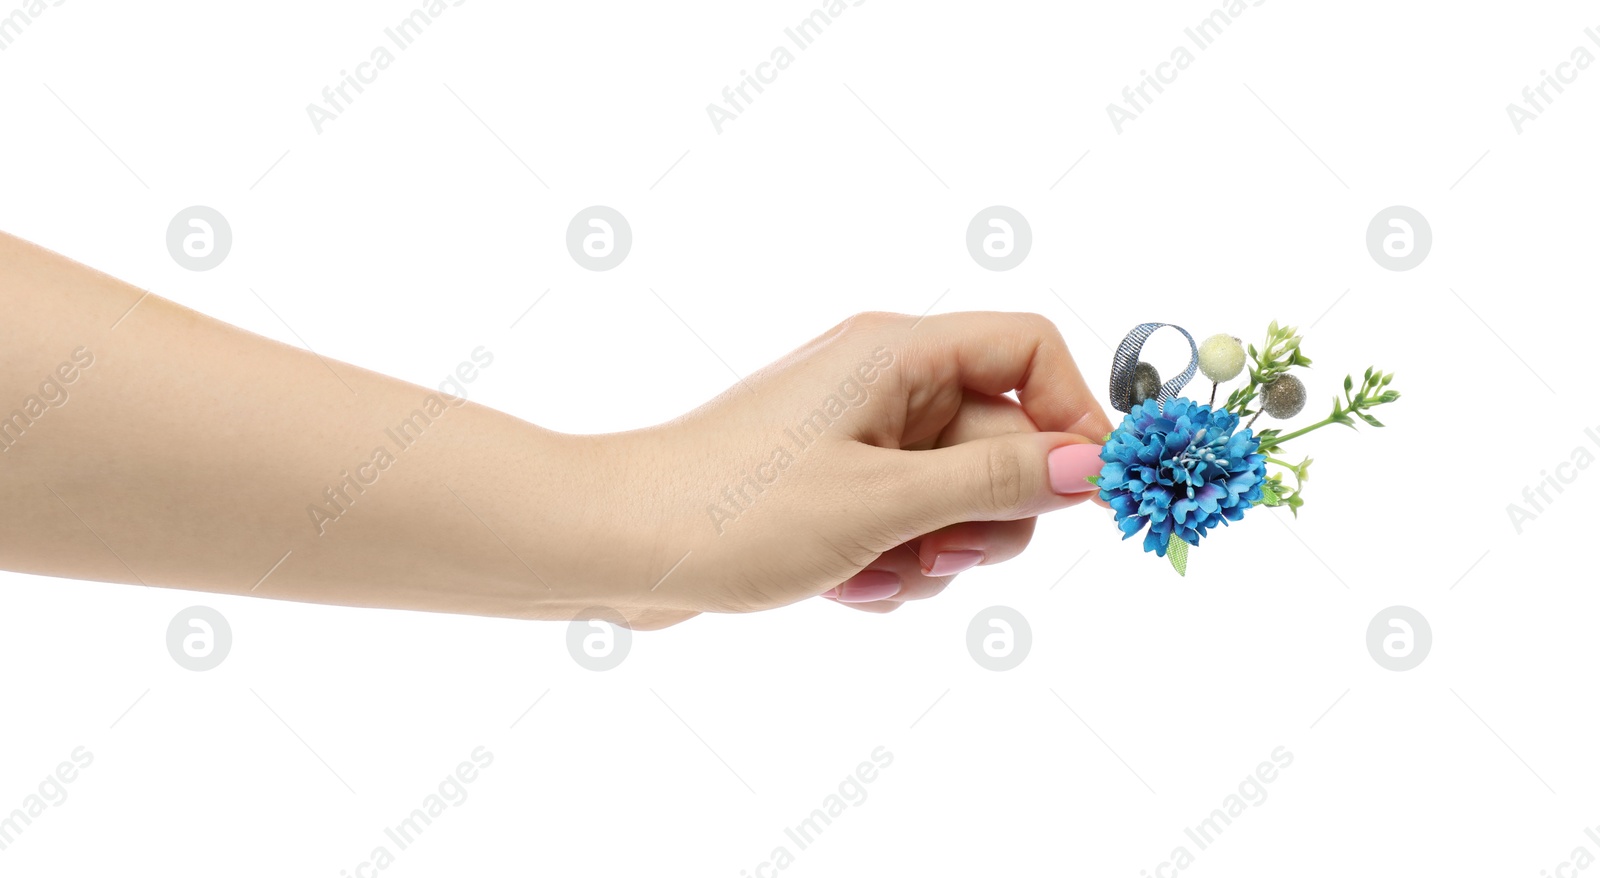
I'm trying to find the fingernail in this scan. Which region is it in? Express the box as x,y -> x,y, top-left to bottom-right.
835,569 -> 901,603
1048,443 -> 1105,494
820,587 -> 839,600
926,550 -> 984,577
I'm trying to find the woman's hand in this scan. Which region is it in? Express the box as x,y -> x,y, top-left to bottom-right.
593,310 -> 1114,627
1,233 -> 1111,631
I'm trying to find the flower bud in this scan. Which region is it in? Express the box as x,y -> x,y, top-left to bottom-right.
1199,334 -> 1246,383
1261,374 -> 1306,418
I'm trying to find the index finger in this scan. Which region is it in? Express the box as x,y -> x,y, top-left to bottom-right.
901,311 -> 1114,441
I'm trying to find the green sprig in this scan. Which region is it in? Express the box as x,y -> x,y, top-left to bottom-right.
1257,367 -> 1399,456
1259,457 -> 1311,517
1222,321 -> 1312,419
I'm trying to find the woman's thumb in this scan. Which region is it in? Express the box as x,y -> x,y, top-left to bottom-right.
873,433 -> 1105,535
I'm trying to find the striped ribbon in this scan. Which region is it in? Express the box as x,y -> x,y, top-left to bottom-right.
1108,322 -> 1198,413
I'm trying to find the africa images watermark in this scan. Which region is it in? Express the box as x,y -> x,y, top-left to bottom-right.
305,0 -> 468,134
1140,745 -> 1294,878
0,346 -> 95,456
1105,0 -> 1268,133
0,0 -> 67,52
1505,25 -> 1600,134
1505,424 -> 1600,534
705,0 -> 869,134
740,745 -> 893,878
0,746 -> 94,853
339,745 -> 493,877
1538,820 -> 1600,878
708,345 -> 894,536
307,347 -> 494,536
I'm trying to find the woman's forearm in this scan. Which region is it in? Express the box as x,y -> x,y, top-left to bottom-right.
4,231 -> 1112,629
0,231 -> 662,621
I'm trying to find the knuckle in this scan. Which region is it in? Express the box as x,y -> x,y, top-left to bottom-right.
816,527 -> 883,573
698,577 -> 787,614
983,441 -> 1026,513
837,311 -> 897,335
1020,311 -> 1063,342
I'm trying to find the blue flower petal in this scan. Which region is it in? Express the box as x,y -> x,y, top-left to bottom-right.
1098,396 -> 1265,556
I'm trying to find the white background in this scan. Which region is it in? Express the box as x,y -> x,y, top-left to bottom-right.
4,1 -> 1599,875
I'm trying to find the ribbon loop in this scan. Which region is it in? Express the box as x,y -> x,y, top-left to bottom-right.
1108,322 -> 1199,413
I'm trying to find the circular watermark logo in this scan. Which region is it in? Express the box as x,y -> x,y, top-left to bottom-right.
966,605 -> 1031,671
166,206 -> 232,271
1365,605 -> 1431,671
566,206 -> 632,271
166,606 -> 232,671
1365,206 -> 1431,271
566,606 -> 632,671
966,206 -> 1031,271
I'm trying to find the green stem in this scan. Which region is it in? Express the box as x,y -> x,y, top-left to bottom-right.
1266,415 -> 1338,447
1263,455 -> 1297,469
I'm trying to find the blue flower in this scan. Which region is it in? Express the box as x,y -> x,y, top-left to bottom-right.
1096,398 -> 1266,557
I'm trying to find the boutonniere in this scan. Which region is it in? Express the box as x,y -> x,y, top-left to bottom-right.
1088,322 -> 1401,576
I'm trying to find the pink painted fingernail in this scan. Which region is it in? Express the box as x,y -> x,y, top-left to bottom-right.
820,587 -> 840,600
835,570 -> 902,603
926,550 -> 984,577
1048,443 -> 1105,494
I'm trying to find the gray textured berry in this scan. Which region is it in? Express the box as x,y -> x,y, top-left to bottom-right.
1261,375 -> 1307,419
1131,362 -> 1161,406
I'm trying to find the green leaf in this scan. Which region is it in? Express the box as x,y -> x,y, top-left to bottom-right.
1286,492 -> 1305,518
1167,534 -> 1189,577
1084,474 -> 1100,486
1260,481 -> 1282,506
1358,412 -> 1385,428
